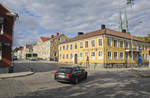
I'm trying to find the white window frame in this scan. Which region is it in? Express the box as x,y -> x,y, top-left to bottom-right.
80,53 -> 83,59
66,45 -> 69,50
70,54 -> 72,59
114,40 -> 118,48
66,54 -> 68,59
120,52 -> 124,60
98,38 -> 102,46
107,51 -> 112,60
107,38 -> 112,47
98,51 -> 103,59
70,44 -> 72,50
120,40 -> 124,48
75,43 -> 77,49
126,41 -> 129,49
85,41 -> 88,48
91,51 -> 95,59
85,52 -> 88,59
114,52 -> 118,60
91,40 -> 95,48
80,42 -> 83,48
125,52 -> 129,60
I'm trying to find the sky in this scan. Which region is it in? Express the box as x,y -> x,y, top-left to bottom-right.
0,0 -> 150,48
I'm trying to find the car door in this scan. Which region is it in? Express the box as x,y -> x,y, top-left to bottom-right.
73,67 -> 79,78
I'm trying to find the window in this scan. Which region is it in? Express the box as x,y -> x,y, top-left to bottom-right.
80,53 -> 82,59
143,54 -> 144,59
114,52 -> 118,60
120,40 -> 124,48
107,38 -> 112,47
70,44 -> 72,50
75,43 -> 77,49
0,43 -> 2,60
146,54 -> 148,60
91,52 -> 95,59
66,54 -> 68,59
120,52 -> 124,60
142,44 -> 144,50
66,45 -> 68,50
80,42 -> 83,48
135,42 -> 137,50
85,52 -> 88,59
63,54 -> 65,59
107,51 -> 112,60
139,44 -> 141,50
70,54 -> 72,59
0,17 -> 4,35
63,46 -> 65,50
85,41 -> 88,48
98,39 -> 102,46
91,40 -> 95,47
125,52 -> 128,60
114,40 -> 118,48
130,52 -> 133,60
98,51 -> 102,59
125,41 -> 129,48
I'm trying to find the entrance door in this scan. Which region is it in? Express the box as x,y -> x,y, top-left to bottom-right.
74,54 -> 78,64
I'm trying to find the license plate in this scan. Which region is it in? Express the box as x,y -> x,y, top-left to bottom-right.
58,75 -> 65,78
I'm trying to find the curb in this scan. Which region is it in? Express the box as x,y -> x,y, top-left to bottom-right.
0,72 -> 35,79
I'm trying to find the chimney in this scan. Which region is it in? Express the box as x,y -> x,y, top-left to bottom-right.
122,29 -> 126,33
101,24 -> 105,29
56,32 -> 59,36
78,32 -> 84,35
51,35 -> 54,38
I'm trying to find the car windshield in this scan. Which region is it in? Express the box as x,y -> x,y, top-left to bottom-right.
58,67 -> 73,73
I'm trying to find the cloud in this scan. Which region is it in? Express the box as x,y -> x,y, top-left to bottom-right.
0,0 -> 150,48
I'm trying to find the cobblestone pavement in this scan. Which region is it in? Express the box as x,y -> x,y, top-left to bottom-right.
0,61 -> 150,98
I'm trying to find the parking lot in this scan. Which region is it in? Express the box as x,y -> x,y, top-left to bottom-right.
0,60 -> 150,98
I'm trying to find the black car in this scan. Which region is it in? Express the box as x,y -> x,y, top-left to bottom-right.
54,66 -> 87,84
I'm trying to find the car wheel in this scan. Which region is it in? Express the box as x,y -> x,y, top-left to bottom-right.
74,77 -> 79,84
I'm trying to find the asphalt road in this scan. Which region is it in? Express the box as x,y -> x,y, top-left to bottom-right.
0,60 -> 150,98
13,60 -> 71,72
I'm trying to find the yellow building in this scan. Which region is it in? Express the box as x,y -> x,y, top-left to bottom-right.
33,33 -> 67,61
59,26 -> 149,68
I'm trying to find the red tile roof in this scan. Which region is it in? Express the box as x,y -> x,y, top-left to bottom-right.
62,29 -> 145,44
40,37 -> 51,42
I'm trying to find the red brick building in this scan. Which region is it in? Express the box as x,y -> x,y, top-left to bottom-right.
0,3 -> 17,71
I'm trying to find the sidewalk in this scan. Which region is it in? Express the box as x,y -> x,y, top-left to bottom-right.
0,71 -> 34,79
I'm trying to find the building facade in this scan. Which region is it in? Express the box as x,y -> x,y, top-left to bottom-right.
59,26 -> 149,68
33,33 -> 67,61
0,3 -> 17,72
22,44 -> 33,59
